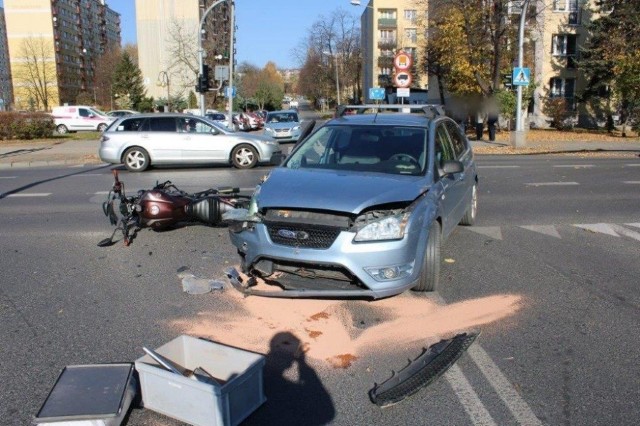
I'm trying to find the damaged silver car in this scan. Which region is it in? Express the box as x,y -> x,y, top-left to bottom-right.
226,105 -> 478,299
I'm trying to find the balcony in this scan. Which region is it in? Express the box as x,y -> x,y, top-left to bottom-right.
378,18 -> 397,28
377,56 -> 394,69
377,38 -> 396,50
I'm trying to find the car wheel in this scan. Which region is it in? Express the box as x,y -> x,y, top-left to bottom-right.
97,123 -> 108,132
460,183 -> 478,226
123,147 -> 150,172
231,144 -> 258,169
412,220 -> 441,292
56,124 -> 69,134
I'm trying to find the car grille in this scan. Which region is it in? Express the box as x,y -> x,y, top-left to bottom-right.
266,222 -> 341,249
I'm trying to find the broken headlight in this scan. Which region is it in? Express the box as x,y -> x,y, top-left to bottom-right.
354,211 -> 410,242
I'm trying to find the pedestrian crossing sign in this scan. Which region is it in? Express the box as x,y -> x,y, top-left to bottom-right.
512,67 -> 530,86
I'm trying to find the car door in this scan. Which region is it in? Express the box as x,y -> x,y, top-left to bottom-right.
142,117 -> 181,162
433,121 -> 466,237
179,117 -> 227,162
445,121 -> 476,220
76,107 -> 96,131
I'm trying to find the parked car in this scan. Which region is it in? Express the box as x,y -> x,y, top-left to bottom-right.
99,113 -> 282,172
106,110 -> 139,118
246,112 -> 264,130
205,112 -> 234,130
263,110 -> 302,143
52,105 -> 115,134
227,104 -> 478,299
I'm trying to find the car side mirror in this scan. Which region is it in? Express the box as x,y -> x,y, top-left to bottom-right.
441,160 -> 463,175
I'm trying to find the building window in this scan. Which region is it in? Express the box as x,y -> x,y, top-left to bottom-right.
379,9 -> 396,19
552,34 -> 577,56
550,77 -> 575,102
554,0 -> 578,12
508,0 -> 523,14
404,9 -> 417,23
379,29 -> 395,41
404,28 -> 417,44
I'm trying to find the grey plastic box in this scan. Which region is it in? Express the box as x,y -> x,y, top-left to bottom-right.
34,363 -> 137,426
135,335 -> 266,426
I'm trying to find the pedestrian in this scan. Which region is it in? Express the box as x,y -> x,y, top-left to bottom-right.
475,111 -> 485,141
486,97 -> 499,142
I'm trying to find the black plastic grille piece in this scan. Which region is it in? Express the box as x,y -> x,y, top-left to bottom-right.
266,222 -> 341,249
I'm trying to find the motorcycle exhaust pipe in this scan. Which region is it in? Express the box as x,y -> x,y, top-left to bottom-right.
186,197 -> 237,226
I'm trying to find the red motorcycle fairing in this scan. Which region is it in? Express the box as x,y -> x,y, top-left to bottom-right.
138,189 -> 190,229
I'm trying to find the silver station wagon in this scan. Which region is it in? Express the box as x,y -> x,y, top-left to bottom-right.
99,113 -> 282,172
226,104 -> 478,299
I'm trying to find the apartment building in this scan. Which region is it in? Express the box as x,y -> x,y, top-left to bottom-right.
135,0 -> 233,105
358,0 -> 599,127
4,0 -> 120,111
360,0 -> 428,103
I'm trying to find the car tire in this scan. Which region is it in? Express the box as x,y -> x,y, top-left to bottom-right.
123,147 -> 150,172
97,123 -> 108,132
412,220 -> 441,292
56,124 -> 69,134
460,183 -> 478,226
231,144 -> 258,169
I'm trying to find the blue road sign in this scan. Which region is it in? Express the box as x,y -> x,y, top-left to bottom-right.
369,87 -> 385,100
512,67 -> 530,86
224,86 -> 236,98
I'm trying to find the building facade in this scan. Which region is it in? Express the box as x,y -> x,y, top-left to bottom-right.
135,0 -> 233,108
358,0 -> 602,127
359,0 -> 429,103
3,0 -> 120,111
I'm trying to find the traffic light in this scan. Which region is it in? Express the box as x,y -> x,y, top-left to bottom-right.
196,64 -> 211,93
502,73 -> 513,89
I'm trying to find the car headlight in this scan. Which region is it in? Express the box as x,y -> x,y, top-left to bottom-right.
293,126 -> 300,131
354,212 -> 410,242
265,127 -> 274,134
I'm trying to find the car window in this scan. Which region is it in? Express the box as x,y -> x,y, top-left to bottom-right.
148,117 -> 178,132
445,121 -> 467,158
179,117 -> 215,134
435,124 -> 456,174
116,117 -> 146,132
79,108 -> 90,117
286,125 -> 426,176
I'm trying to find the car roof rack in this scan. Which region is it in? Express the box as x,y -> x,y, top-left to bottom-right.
336,104 -> 446,119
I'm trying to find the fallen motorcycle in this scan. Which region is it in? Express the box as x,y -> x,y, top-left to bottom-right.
98,170 -> 251,247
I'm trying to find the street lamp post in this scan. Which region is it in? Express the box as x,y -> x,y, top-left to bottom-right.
513,0 -> 531,148
157,71 -> 170,112
323,51 -> 341,106
198,0 -> 235,119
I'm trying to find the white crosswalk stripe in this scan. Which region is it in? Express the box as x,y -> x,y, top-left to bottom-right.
519,225 -> 561,238
467,226 -> 503,240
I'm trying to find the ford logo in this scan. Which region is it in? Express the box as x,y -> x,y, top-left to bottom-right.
277,229 -> 309,240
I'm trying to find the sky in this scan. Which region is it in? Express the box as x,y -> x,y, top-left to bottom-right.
105,0 -> 364,69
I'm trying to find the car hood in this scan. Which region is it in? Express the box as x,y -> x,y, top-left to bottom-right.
265,122 -> 300,130
256,168 -> 429,214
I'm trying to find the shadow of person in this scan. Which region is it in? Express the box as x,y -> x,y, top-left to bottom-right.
244,332 -> 335,425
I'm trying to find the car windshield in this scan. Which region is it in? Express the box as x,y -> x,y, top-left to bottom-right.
89,107 -> 108,117
267,112 -> 299,123
285,125 -> 427,176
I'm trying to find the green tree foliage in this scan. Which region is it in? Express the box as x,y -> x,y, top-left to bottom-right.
112,52 -> 147,111
237,62 -> 284,110
580,0 -> 640,132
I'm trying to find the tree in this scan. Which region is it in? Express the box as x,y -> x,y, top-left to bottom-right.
16,36 -> 57,110
237,62 -> 284,110
93,47 -> 122,110
580,0 -> 640,133
112,51 -> 147,111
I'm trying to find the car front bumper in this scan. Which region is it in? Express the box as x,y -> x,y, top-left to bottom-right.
228,221 -> 427,299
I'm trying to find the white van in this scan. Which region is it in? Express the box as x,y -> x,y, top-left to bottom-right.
51,105 -> 115,134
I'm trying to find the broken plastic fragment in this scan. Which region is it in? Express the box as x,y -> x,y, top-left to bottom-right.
182,275 -> 224,294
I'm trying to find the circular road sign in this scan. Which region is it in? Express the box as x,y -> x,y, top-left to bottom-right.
394,71 -> 412,88
394,51 -> 413,71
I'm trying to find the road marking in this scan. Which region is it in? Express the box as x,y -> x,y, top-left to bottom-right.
71,173 -> 104,177
2,193 -> 52,197
519,225 -> 561,238
0,176 -> 17,179
93,191 -> 110,195
525,182 -> 579,187
467,345 -> 543,426
626,223 -> 640,229
624,164 -> 640,167
574,223 -> 618,237
553,165 -> 595,168
446,365 -> 498,426
478,165 -> 521,169
610,224 -> 640,242
467,226 -> 503,240
622,181 -> 640,184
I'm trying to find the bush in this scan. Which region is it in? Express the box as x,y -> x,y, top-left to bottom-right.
543,98 -> 575,130
0,112 -> 55,140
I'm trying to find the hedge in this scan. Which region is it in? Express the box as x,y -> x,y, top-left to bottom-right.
0,112 -> 55,140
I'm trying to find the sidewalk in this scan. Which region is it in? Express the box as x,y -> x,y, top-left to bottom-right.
1,132 -> 639,169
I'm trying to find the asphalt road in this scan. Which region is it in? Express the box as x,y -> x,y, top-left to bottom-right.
0,155 -> 639,425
